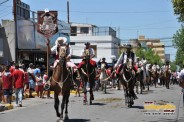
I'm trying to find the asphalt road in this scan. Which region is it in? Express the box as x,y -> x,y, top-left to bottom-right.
0,84 -> 184,122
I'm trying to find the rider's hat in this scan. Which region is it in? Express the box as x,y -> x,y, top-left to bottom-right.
124,44 -> 132,49
85,42 -> 90,46
55,37 -> 67,45
102,57 -> 106,60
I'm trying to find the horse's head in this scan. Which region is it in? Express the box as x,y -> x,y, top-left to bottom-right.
126,58 -> 133,70
165,65 -> 169,72
83,49 -> 90,61
59,46 -> 67,63
101,63 -> 106,71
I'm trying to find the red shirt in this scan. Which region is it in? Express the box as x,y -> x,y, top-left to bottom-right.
9,66 -> 15,74
24,72 -> 29,83
2,72 -> 13,89
13,69 -> 25,89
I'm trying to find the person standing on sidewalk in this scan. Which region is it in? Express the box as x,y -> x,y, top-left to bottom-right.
12,64 -> 25,107
35,72 -> 44,98
2,65 -> 13,104
27,63 -> 35,98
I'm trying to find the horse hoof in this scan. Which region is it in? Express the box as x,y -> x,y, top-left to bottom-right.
64,114 -> 69,120
57,113 -> 61,118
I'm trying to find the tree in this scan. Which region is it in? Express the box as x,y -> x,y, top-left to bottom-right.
172,0 -> 184,22
172,25 -> 184,67
135,47 -> 162,65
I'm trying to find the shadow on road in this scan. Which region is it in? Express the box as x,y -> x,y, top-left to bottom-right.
91,102 -> 106,106
130,105 -> 144,109
62,119 -> 90,122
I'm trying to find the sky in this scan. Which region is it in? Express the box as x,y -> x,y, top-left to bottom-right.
0,0 -> 181,61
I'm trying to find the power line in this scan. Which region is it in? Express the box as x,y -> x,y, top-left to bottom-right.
0,0 -> 9,5
58,10 -> 172,14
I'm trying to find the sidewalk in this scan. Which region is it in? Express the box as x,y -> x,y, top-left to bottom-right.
0,90 -> 80,112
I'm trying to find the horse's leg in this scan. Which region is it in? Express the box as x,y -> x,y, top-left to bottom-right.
64,92 -> 70,120
83,82 -> 87,104
60,94 -> 65,120
54,91 -> 60,118
89,82 -> 94,105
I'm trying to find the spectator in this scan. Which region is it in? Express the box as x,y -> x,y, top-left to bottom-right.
12,64 -> 25,107
42,72 -> 52,99
23,67 -> 29,97
27,63 -> 35,98
35,72 -> 43,98
2,65 -> 13,104
9,61 -> 15,74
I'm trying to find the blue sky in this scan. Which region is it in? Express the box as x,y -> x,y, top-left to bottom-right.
0,0 -> 181,61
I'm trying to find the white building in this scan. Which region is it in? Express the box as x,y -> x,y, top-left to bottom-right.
70,23 -> 120,64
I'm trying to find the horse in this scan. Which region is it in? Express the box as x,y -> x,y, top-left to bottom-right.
48,46 -> 72,120
119,58 -> 137,107
151,69 -> 158,88
135,67 -> 144,94
163,66 -> 171,89
99,63 -> 109,94
78,49 -> 96,105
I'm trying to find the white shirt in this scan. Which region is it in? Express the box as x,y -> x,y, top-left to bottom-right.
81,48 -> 95,59
179,69 -> 184,78
114,52 -> 136,68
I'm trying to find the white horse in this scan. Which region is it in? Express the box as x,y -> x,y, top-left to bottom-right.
99,63 -> 109,94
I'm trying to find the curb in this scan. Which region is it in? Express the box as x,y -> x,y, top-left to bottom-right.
0,104 -> 13,112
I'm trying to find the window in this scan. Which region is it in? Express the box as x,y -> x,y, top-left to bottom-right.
71,26 -> 77,36
80,27 -> 89,34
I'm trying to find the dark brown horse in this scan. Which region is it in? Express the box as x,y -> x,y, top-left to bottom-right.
119,58 -> 137,107
163,66 -> 171,89
49,46 -> 72,120
78,49 -> 96,105
151,69 -> 158,88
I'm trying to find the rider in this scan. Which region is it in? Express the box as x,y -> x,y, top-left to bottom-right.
77,42 -> 97,69
50,36 -> 77,70
163,60 -> 171,72
97,57 -> 109,69
152,62 -> 160,72
114,44 -> 137,77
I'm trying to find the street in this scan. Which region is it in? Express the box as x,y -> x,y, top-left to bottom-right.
0,84 -> 184,122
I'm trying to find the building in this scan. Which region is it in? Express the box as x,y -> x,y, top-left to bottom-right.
138,35 -> 165,62
70,23 -> 120,64
118,35 -> 165,62
0,19 -> 70,66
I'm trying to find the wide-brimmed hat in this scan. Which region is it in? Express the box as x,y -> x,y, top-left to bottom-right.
124,44 -> 132,48
85,42 -> 90,46
55,37 -> 67,45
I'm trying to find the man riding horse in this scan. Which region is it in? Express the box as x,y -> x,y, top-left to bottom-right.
77,42 -> 97,104
49,37 -> 77,82
115,44 -> 137,99
115,44 -> 137,77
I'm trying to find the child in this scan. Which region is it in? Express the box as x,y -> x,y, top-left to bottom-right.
35,72 -> 43,98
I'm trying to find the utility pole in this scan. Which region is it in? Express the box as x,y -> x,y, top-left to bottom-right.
67,0 -> 70,24
13,0 -> 18,63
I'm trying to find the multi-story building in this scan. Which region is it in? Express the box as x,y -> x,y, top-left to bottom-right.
119,35 -> 165,62
70,23 -> 120,64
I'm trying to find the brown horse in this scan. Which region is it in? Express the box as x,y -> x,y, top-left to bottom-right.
163,66 -> 171,89
49,46 -> 72,120
78,49 -> 96,105
119,58 -> 137,107
151,69 -> 158,88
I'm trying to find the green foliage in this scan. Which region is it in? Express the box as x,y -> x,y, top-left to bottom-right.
172,0 -> 184,22
170,61 -> 177,71
172,25 -> 184,67
135,47 -> 162,65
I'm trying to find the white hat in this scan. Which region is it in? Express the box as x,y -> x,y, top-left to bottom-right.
55,37 -> 67,45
